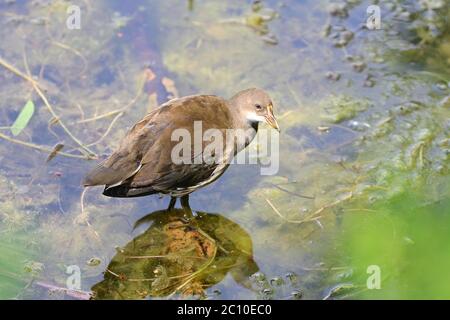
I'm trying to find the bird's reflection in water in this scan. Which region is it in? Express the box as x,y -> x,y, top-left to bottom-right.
91,209 -> 259,299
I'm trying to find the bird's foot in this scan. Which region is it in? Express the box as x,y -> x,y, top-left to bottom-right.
182,208 -> 197,222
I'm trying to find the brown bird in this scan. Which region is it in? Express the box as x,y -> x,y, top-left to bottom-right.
83,88 -> 279,212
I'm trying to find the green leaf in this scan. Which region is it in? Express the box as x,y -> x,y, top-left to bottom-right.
10,100 -> 35,136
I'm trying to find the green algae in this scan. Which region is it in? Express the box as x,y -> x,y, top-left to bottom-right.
320,95 -> 371,123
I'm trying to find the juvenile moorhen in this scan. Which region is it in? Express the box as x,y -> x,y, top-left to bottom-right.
83,88 -> 279,211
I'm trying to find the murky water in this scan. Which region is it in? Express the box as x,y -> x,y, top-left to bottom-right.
0,0 -> 449,299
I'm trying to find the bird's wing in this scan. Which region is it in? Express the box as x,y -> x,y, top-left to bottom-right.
83,95 -> 233,190
82,105 -> 172,187
128,95 -> 234,191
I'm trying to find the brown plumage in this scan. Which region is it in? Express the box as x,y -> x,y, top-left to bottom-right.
83,88 -> 279,211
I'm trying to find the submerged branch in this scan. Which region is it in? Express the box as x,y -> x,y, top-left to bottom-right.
0,132 -> 94,160
0,54 -> 97,157
0,56 -> 41,88
86,112 -> 124,147
22,53 -> 97,157
77,69 -> 146,124
34,281 -> 91,300
268,182 -> 315,200
265,198 -> 322,224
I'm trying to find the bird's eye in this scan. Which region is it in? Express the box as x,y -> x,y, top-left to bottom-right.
255,104 -> 262,110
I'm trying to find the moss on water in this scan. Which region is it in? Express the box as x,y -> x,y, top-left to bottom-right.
320,95 -> 371,123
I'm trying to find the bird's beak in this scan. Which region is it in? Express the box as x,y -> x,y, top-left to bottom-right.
265,105 -> 280,132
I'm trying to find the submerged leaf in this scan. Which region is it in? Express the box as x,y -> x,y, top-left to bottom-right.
10,100 -> 35,136
46,143 -> 65,163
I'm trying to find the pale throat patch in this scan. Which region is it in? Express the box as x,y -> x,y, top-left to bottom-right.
246,112 -> 265,123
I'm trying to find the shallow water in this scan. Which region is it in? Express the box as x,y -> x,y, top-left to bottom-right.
0,0 -> 449,299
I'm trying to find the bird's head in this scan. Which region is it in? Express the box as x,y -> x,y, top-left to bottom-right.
231,88 -> 280,132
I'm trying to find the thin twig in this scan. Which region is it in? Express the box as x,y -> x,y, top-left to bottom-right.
74,102 -> 85,121
51,40 -> 88,76
310,192 -> 353,216
34,281 -> 91,300
0,132 -> 94,159
0,56 -> 41,87
21,52 -> 97,157
77,187 -> 102,242
77,70 -> 146,124
86,112 -> 123,147
265,198 -> 322,224
77,109 -> 124,123
268,182 -> 315,200
64,111 -> 124,154
0,55 -> 95,157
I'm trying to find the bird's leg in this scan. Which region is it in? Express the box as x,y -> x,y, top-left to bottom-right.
180,195 -> 191,210
167,196 -> 177,211
180,195 -> 195,218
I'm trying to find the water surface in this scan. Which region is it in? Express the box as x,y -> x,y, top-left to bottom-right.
0,0 -> 449,299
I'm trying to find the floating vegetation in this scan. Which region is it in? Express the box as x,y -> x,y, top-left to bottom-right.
320,95 -> 371,123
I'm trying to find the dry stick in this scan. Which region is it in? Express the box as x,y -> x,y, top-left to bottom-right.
267,192 -> 354,225
77,71 -> 146,124
77,109 -> 124,123
0,132 -> 92,159
51,41 -> 88,76
265,198 -> 322,225
0,56 -> 41,87
79,187 -> 102,242
21,53 -> 97,157
31,85 -> 95,156
268,182 -> 315,200
34,281 -> 91,300
86,112 -> 123,147
47,117 -> 63,141
0,55 -> 95,157
64,111 -> 124,153
74,102 -> 85,121
311,192 -> 353,217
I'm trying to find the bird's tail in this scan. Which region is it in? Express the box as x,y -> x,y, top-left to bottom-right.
102,184 -> 157,198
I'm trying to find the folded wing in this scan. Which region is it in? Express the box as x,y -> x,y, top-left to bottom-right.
83,95 -> 234,197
